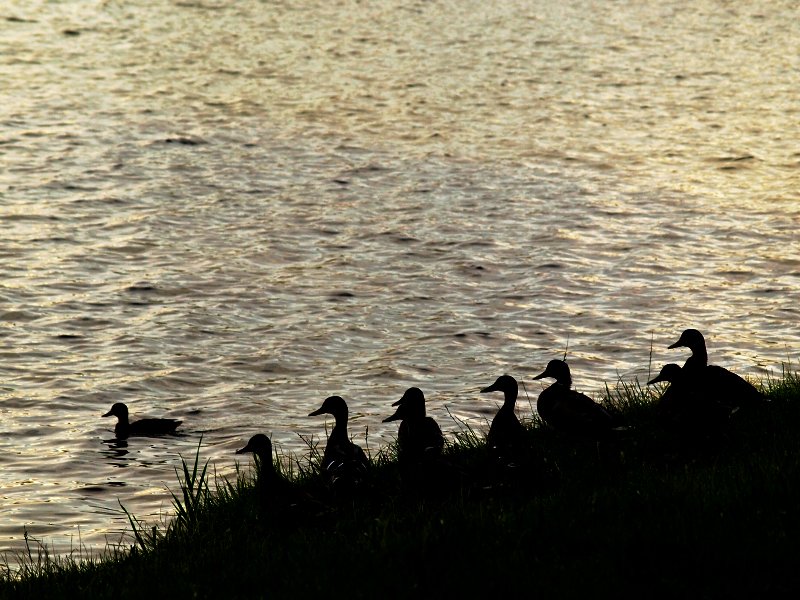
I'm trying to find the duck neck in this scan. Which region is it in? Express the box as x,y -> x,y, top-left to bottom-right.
330,411 -> 349,442
557,374 -> 572,389
503,387 -> 518,409
258,451 -> 276,479
685,345 -> 708,370
408,402 -> 426,420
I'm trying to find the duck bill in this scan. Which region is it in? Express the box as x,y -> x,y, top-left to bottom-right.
480,383 -> 500,394
393,388 -> 415,406
646,374 -> 665,386
308,407 -> 325,417
383,410 -> 402,423
101,410 -> 113,417
532,369 -> 550,381
667,337 -> 685,349
235,444 -> 252,455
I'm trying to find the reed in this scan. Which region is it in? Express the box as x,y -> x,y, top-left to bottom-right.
2,367 -> 800,599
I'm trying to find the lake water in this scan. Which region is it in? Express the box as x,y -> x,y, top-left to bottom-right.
1,0 -> 798,558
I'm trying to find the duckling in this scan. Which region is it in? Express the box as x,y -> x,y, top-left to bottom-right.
668,329 -> 764,408
532,360 -> 616,437
308,396 -> 369,481
102,402 -> 181,438
480,375 -> 525,457
647,363 -> 734,430
383,387 -> 444,464
236,434 -> 278,485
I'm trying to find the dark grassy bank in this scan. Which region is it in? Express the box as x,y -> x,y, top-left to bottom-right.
3,369 -> 800,599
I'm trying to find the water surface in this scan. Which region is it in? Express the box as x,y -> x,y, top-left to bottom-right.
1,0 -> 798,556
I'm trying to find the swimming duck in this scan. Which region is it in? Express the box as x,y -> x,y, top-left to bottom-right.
532,359 -> 616,437
383,387 -> 444,464
668,329 -> 764,408
236,434 -> 278,484
647,363 -> 734,430
102,402 -> 182,438
308,395 -> 369,480
480,375 -> 525,456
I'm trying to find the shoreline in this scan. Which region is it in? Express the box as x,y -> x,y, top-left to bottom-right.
2,368 -> 799,598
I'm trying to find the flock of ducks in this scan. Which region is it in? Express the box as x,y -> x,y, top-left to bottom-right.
101,329 -> 766,486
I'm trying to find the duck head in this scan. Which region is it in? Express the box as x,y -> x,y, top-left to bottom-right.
309,395 -> 348,419
102,402 -> 129,421
392,386 -> 424,408
532,359 -> 572,387
480,375 -> 518,396
384,387 -> 426,422
236,433 -> 273,458
481,375 -> 519,408
647,363 -> 682,386
668,329 -> 706,352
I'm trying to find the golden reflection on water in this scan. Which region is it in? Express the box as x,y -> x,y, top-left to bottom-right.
0,0 -> 798,559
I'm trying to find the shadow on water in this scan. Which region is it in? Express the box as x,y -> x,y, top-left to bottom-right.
99,431 -> 189,469
100,438 -> 130,467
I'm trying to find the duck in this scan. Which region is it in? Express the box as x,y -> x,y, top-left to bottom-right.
308,395 -> 369,480
532,359 -> 616,437
236,434 -> 279,485
668,328 -> 709,372
102,402 -> 182,438
647,363 -> 734,430
668,329 -> 764,408
235,434 -> 318,518
383,387 -> 444,464
480,375 -> 525,457
646,363 -> 685,416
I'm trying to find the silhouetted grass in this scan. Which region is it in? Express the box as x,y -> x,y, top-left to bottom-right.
3,369 -> 800,599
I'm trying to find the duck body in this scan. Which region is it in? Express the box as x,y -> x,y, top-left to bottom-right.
235,434 -> 314,518
383,387 -> 444,464
309,395 -> 369,481
668,329 -> 764,409
647,363 -> 733,431
533,360 -> 615,438
480,375 -> 525,457
102,402 -> 182,438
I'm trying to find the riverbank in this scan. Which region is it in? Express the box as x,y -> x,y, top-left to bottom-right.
3,369 -> 800,599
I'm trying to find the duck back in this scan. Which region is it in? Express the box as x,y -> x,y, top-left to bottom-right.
538,384 -> 614,437
656,377 -> 733,432
703,365 -> 764,408
397,416 -> 444,464
119,417 -> 182,438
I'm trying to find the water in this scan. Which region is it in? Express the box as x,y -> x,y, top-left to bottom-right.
1,0 -> 798,557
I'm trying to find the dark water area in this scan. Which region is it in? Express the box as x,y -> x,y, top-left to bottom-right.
0,0 -> 798,557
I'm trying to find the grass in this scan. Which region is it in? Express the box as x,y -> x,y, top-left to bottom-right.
3,369 -> 800,599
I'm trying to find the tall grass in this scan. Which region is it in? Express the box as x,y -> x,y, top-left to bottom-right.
2,366 -> 800,599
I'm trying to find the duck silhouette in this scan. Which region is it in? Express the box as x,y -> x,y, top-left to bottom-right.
532,360 -> 616,437
647,363 -> 734,430
308,396 -> 369,482
235,434 -> 322,519
236,434 -> 279,485
102,402 -> 182,438
383,387 -> 444,464
668,329 -> 709,372
480,375 -> 525,457
668,329 -> 764,408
